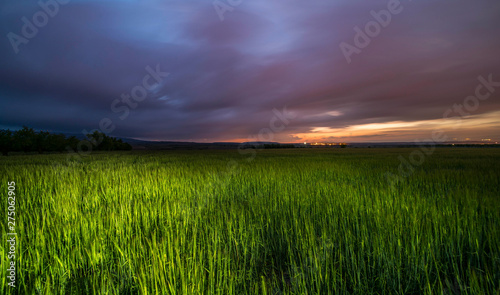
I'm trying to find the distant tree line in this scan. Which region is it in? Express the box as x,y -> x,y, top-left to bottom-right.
0,126 -> 132,156
263,144 -> 296,149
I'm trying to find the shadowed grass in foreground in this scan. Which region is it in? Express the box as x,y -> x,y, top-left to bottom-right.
0,148 -> 499,294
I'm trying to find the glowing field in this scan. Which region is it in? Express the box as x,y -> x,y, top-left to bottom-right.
1,148 -> 499,294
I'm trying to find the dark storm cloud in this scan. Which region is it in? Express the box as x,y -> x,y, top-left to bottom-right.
0,0 -> 499,141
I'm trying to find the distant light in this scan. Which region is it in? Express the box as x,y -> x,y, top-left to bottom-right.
304,142 -> 307,145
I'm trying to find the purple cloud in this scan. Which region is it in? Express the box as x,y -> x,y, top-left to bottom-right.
1,0 -> 499,142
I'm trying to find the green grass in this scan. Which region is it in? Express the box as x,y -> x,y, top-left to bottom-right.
1,148 -> 499,294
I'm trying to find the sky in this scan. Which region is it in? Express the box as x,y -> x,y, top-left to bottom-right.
0,0 -> 499,143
